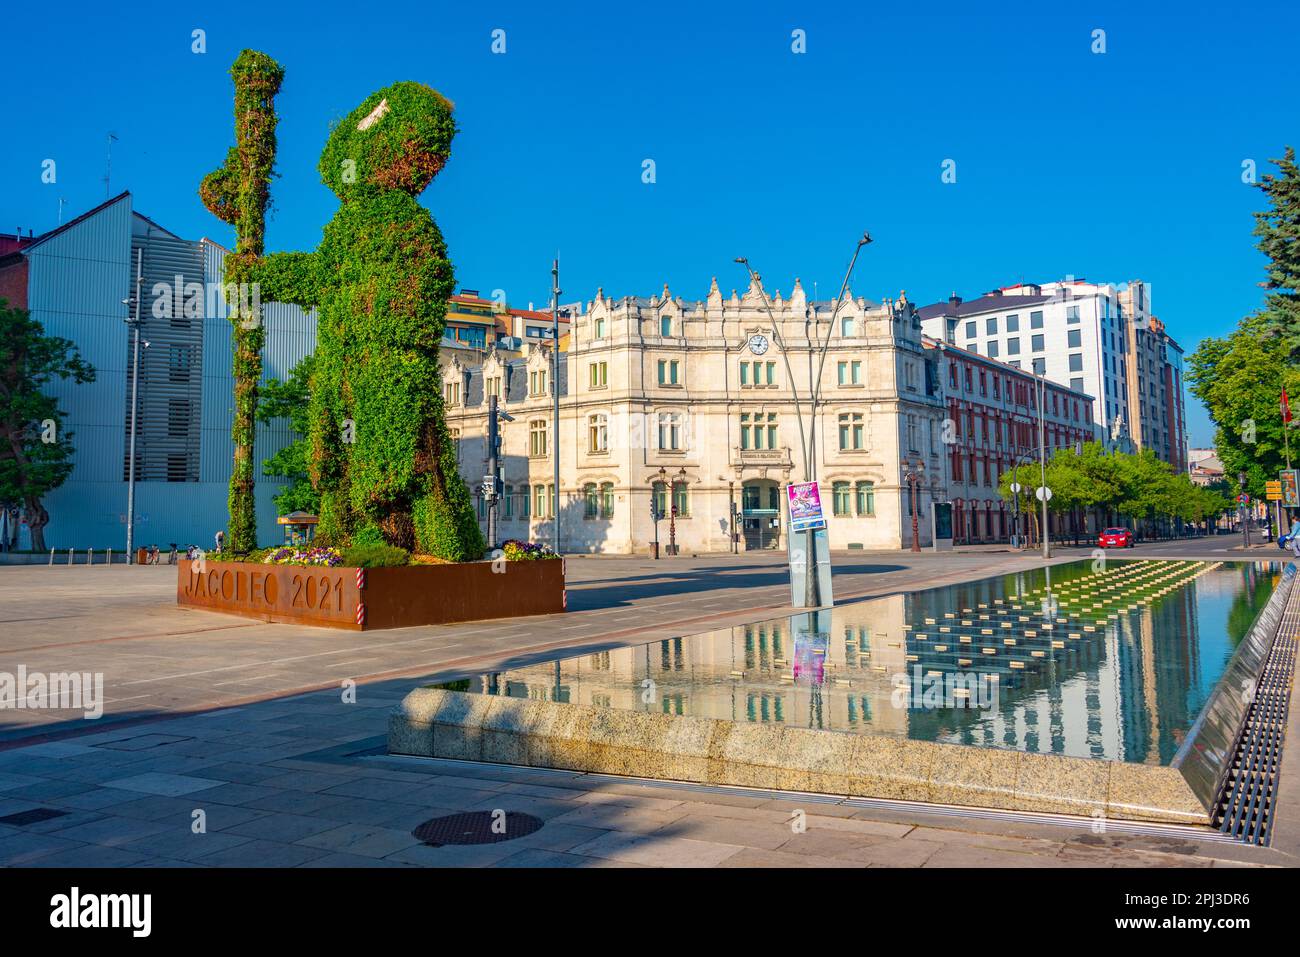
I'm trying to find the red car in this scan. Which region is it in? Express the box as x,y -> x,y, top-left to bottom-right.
1098,527 -> 1135,548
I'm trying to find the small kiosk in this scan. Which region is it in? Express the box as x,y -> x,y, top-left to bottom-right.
276,511 -> 319,546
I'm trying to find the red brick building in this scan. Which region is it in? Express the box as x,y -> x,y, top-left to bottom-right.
0,231 -> 37,309
925,336 -> 1097,544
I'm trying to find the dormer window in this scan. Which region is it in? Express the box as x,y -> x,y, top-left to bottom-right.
660,315 -> 672,337
841,317 -> 856,337
594,317 -> 607,339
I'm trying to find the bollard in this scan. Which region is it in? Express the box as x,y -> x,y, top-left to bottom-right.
67,547 -> 73,566
48,547 -> 55,565
87,547 -> 92,565
106,548 -> 112,566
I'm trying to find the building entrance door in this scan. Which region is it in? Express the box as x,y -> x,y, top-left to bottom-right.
741,480 -> 782,550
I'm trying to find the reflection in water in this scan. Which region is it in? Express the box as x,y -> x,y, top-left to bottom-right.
466,560 -> 1284,766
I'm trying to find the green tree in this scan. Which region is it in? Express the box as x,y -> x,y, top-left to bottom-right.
999,441 -> 1123,539
1189,147 -> 1300,494
1252,146 -> 1300,356
256,353 -> 318,515
199,49 -> 286,553
0,301 -> 95,551
1187,316 -> 1299,497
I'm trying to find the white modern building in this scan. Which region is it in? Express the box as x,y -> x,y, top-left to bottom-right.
919,280 -> 1137,449
920,278 -> 1189,472
0,193 -> 315,551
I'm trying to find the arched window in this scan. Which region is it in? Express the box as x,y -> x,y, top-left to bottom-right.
600,482 -> 614,519
503,484 -> 514,519
652,481 -> 668,517
673,481 -> 689,517
583,483 -> 599,518
832,481 -> 851,516
856,481 -> 875,516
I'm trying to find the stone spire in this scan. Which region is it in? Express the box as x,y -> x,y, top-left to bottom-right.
789,277 -> 807,316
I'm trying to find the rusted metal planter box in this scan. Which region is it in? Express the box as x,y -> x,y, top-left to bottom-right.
176,559 -> 565,630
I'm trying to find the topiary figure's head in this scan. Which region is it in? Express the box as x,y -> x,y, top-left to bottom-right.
319,81 -> 456,200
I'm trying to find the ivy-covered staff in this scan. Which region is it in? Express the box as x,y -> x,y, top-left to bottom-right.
199,49 -> 286,555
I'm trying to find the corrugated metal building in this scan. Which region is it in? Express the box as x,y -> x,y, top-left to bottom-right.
6,192 -> 317,549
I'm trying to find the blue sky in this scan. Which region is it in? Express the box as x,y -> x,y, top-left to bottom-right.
5,0 -> 1299,445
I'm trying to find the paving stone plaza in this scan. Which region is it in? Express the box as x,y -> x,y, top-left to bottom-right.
3,539 -> 1297,869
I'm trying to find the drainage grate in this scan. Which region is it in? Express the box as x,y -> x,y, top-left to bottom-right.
0,807 -> 70,827
93,733 -> 192,752
412,811 -> 544,847
1214,577 -> 1300,845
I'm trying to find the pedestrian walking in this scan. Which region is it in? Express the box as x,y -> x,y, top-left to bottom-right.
214,529 -> 225,553
1290,514 -> 1300,559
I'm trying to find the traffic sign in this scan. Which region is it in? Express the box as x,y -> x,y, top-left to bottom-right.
1010,482 -> 1022,494
1237,494 -> 1251,505
1035,486 -> 1053,502
1265,481 -> 1282,501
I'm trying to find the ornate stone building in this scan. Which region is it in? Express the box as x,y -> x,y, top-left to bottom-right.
442,275 -> 946,553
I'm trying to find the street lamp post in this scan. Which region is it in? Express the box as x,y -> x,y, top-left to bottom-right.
123,247 -> 143,565
904,458 -> 925,552
1239,470 -> 1249,549
1036,370 -> 1051,560
734,233 -> 870,609
1010,468 -> 1023,549
729,480 -> 737,554
484,394 -> 512,551
654,465 -> 667,559
550,259 -> 561,556
666,466 -> 685,556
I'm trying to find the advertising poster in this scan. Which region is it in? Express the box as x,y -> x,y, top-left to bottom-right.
787,481 -> 827,532
1282,470 -> 1300,508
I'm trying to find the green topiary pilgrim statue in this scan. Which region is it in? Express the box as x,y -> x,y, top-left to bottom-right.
252,82 -> 484,561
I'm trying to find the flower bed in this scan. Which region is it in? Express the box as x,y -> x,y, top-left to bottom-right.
500,539 -> 560,562
263,545 -> 343,567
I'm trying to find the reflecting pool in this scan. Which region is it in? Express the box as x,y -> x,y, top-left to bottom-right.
453,559 -> 1285,765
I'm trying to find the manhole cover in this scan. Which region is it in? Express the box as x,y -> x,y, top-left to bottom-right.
0,807 -> 69,827
412,811 -> 544,846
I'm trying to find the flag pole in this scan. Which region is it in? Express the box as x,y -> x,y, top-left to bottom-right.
1283,385 -> 1292,543
1284,384 -> 1293,470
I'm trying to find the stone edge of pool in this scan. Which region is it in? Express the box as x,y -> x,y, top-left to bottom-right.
1173,561 -> 1297,810
387,686 -> 1206,825
387,560 -> 1298,828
